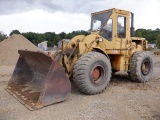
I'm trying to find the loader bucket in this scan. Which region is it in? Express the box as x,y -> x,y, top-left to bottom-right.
6,50 -> 71,110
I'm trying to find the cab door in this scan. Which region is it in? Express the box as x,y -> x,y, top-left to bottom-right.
115,15 -> 130,50
99,17 -> 115,50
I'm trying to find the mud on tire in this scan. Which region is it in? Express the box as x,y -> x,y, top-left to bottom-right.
128,52 -> 153,83
73,52 -> 111,95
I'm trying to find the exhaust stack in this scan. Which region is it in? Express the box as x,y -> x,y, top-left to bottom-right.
131,12 -> 135,37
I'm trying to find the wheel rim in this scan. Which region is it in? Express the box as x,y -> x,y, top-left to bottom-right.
141,59 -> 150,76
91,65 -> 105,84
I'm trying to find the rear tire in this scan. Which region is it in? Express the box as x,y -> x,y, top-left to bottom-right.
128,52 -> 153,82
73,52 -> 111,95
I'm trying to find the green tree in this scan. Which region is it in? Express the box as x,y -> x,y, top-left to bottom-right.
135,28 -> 160,44
53,35 -> 60,45
0,31 -> 7,42
44,32 -> 56,47
59,32 -> 66,39
20,30 -> 89,47
9,29 -> 21,36
22,32 -> 37,44
135,29 -> 143,37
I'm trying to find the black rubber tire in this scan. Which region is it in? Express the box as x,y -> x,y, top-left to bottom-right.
128,51 -> 153,83
111,70 -> 118,77
73,52 -> 111,95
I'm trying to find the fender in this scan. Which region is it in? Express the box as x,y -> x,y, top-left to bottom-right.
92,47 -> 109,59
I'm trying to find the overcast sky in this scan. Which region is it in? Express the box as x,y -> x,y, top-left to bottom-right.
0,0 -> 160,35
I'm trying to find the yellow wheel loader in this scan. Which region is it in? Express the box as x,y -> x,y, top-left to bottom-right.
6,8 -> 153,110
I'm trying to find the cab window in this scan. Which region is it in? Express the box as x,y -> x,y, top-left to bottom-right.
117,16 -> 126,38
99,18 -> 112,41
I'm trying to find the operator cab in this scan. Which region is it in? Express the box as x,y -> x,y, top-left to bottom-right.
90,8 -> 133,42
91,10 -> 113,41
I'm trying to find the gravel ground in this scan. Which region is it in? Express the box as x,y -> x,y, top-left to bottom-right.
0,51 -> 160,120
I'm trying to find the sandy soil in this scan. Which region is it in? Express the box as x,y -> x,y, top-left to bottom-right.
0,34 -> 39,66
0,51 -> 160,120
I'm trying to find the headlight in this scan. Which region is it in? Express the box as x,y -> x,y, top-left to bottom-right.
99,37 -> 103,42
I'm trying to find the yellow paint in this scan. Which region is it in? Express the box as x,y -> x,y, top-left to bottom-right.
60,8 -> 148,77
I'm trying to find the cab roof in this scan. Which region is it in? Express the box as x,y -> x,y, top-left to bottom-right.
91,8 -> 130,16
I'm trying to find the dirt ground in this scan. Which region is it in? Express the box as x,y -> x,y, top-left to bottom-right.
0,51 -> 160,120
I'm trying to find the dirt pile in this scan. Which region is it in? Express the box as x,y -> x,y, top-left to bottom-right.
154,50 -> 160,55
0,34 -> 39,66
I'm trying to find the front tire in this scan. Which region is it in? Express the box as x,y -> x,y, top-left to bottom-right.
128,52 -> 153,82
73,52 -> 111,95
